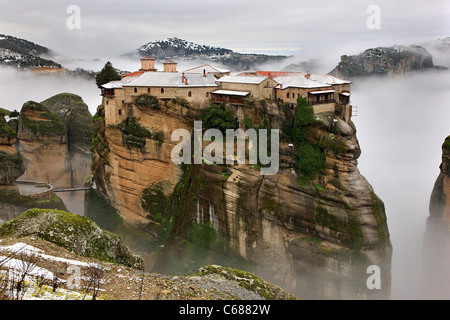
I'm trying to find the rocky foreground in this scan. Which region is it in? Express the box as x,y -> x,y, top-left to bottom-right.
0,209 -> 296,300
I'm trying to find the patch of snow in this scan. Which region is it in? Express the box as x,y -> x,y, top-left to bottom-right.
0,242 -> 101,268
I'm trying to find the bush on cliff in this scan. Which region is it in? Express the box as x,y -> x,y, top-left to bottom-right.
290,97 -> 327,181
135,94 -> 160,110
202,103 -> 238,134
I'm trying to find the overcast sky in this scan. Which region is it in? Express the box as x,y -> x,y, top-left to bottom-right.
0,0 -> 449,61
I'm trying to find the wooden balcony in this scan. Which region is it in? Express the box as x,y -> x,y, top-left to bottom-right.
308,99 -> 336,106
211,96 -> 246,105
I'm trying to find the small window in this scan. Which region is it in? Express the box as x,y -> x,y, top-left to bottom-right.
206,92 -> 209,97
122,100 -> 125,105
118,109 -> 122,115
286,93 -> 290,99
148,88 -> 151,93
161,88 -> 164,93
188,91 -> 192,97
106,100 -> 109,105
134,87 -> 137,93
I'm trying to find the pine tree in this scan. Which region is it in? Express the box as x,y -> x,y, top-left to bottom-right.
95,61 -> 121,88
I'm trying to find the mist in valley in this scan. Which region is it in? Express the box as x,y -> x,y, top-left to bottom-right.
351,69 -> 450,299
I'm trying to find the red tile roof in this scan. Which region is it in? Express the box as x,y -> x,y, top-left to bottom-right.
122,71 -> 144,78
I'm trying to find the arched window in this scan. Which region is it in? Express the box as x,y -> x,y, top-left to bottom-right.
286,93 -> 290,99
188,91 -> 192,97
161,88 -> 164,93
134,87 -> 137,93
148,88 -> 151,93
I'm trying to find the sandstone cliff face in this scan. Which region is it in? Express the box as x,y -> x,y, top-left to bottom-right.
330,45 -> 433,79
423,135 -> 450,298
14,95 -> 92,188
92,100 -> 194,225
92,98 -> 392,299
0,110 -> 25,185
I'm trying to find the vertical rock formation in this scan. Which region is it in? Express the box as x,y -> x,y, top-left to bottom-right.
92,97 -> 392,299
41,93 -> 93,187
0,109 -> 25,184
15,100 -> 68,185
13,94 -> 93,188
424,135 -> 450,298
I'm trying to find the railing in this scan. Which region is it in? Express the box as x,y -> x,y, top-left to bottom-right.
53,187 -> 90,192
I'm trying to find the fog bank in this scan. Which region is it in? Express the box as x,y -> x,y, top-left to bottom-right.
0,66 -> 100,115
351,69 -> 450,299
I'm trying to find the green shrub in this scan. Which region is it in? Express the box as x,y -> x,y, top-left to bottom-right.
202,103 -> 238,134
288,97 -> 327,181
153,130 -> 165,142
117,117 -> 153,150
186,222 -> 218,250
135,94 -> 160,110
297,143 -> 326,181
443,135 -> 450,152
292,97 -> 314,145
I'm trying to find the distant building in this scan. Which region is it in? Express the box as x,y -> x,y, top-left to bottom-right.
32,67 -> 66,74
183,64 -> 231,78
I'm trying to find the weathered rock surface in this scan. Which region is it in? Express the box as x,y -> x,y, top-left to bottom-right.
330,45 -> 434,78
13,95 -> 92,188
0,109 -> 25,184
0,235 -> 296,300
92,98 -> 392,299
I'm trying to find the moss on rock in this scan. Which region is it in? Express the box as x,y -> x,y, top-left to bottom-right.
0,208 -> 143,269
194,265 -> 297,300
40,93 -> 94,151
20,101 -> 67,136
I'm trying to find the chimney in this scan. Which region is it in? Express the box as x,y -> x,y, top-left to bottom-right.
182,72 -> 185,83
203,69 -> 206,77
163,60 -> 177,72
139,56 -> 157,72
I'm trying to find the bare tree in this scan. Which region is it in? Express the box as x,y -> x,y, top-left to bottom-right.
14,249 -> 40,300
0,242 -> 40,300
83,264 -> 105,300
51,272 -> 63,293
